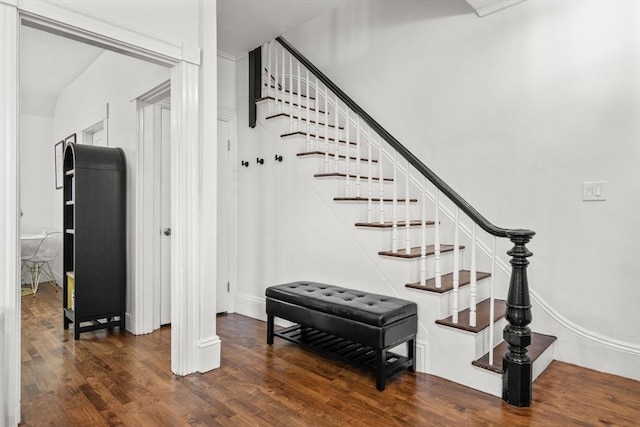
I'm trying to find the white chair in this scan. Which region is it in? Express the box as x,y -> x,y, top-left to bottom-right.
21,231 -> 62,296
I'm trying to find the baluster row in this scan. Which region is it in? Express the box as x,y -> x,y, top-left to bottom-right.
263,42 -> 499,343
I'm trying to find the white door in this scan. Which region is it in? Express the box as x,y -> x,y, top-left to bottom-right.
216,119 -> 231,313
160,105 -> 171,325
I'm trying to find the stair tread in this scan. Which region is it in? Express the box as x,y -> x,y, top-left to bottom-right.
406,270 -> 491,293
266,84 -> 316,101
355,220 -> 433,228
436,299 -> 507,333
267,113 -> 344,129
335,196 -> 418,203
297,151 -> 377,163
282,131 -> 356,146
472,332 -> 558,374
379,244 -> 462,259
256,96 -> 326,114
314,172 -> 392,182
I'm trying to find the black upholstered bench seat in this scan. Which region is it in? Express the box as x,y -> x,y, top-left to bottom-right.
266,281 -> 418,390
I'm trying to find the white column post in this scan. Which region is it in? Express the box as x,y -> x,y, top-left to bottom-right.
171,60 -> 220,375
0,3 -> 20,425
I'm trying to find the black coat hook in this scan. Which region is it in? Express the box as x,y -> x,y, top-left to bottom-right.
241,160 -> 249,167
275,154 -> 283,162
256,158 -> 264,165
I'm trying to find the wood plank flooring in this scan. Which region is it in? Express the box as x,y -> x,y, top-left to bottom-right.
21,284 -> 640,426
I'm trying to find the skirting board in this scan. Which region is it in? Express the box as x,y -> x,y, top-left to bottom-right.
197,335 -> 221,373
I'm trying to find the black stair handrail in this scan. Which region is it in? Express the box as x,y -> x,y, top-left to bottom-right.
276,36 -> 533,240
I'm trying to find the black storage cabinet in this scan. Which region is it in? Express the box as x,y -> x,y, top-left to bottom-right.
63,142 -> 126,339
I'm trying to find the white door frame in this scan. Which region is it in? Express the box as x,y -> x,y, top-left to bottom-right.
217,109 -> 238,314
134,80 -> 171,334
0,1 -> 219,424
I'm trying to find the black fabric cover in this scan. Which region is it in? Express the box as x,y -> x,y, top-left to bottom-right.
265,281 -> 417,327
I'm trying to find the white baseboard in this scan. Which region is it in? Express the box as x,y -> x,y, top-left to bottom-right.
196,335 -> 221,373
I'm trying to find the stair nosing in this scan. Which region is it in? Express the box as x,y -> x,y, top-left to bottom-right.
405,270 -> 491,293
435,299 -> 507,333
378,244 -> 463,259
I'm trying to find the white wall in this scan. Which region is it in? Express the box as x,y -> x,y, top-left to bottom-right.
218,54 -> 237,111
53,50 -> 170,321
19,114 -> 54,234
285,0 -> 640,377
235,0 -> 639,379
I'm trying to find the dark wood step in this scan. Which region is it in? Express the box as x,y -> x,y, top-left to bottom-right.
406,270 -> 491,294
314,172 -> 392,182
378,244 -> 461,259
297,151 -> 377,163
282,131 -> 356,146
436,299 -> 506,333
266,84 -> 316,101
335,196 -> 418,203
267,113 -> 344,129
472,333 -> 557,374
355,220 -> 433,228
256,96 -> 326,114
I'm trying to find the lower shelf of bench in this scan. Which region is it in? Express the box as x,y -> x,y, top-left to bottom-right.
274,324 -> 412,379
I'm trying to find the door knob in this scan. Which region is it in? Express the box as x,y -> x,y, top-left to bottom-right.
163,228 -> 171,236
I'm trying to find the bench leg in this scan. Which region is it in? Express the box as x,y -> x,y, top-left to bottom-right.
408,338 -> 416,372
376,349 -> 386,391
267,314 -> 274,345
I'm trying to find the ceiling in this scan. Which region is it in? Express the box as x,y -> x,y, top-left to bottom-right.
20,0 -> 349,116
217,0 -> 350,58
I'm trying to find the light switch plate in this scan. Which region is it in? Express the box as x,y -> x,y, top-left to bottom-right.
583,181 -> 606,201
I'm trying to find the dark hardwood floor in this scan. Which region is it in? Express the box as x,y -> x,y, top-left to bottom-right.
21,284 -> 640,426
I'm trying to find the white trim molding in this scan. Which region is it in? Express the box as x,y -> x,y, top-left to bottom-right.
0,3 -> 20,425
465,0 -> 527,17
18,0 -> 200,66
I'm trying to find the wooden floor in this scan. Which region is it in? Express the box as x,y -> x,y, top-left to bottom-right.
21,284 -> 640,426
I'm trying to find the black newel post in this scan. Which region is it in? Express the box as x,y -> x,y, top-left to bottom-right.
503,229 -> 535,407
248,46 -> 262,128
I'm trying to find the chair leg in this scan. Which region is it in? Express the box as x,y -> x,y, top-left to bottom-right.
41,261 -> 59,291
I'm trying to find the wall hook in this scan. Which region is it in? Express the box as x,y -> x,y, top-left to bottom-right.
275,154 -> 283,162
241,160 -> 249,167
256,158 -> 264,165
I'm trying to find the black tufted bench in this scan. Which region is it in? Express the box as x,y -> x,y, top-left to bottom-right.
266,281 -> 417,390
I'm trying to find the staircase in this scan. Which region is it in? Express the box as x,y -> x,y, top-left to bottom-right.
250,38 -> 556,406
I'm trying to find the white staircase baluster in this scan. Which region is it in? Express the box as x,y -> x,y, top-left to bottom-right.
405,159 -> 411,253
334,95 -> 339,173
392,150 -> 398,253
273,43 -> 279,113
315,76 -> 320,152
356,116 -> 361,198
378,135 -> 384,224
470,223 -> 478,328
453,207 -> 460,324
344,109 -> 350,197
434,190 -> 441,288
420,177 -> 427,286
297,62 -> 301,122
324,85 -> 329,173
289,54 -> 294,132
280,45 -> 285,115
267,42 -> 272,115
367,126 -> 373,223
489,235 -> 496,366
305,69 -> 310,152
